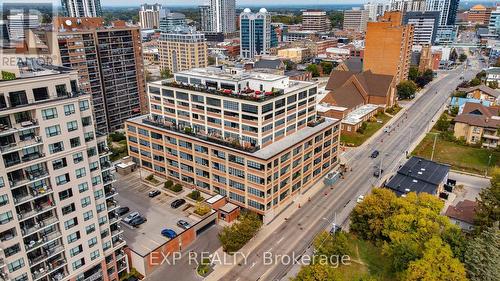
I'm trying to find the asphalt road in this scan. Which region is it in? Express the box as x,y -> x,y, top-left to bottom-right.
219,57 -> 481,281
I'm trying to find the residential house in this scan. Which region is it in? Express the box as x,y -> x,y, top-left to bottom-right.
385,156 -> 450,197
445,200 -> 477,232
457,84 -> 500,104
453,102 -> 500,148
485,67 -> 500,83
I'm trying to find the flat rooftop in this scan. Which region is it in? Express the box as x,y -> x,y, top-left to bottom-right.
128,115 -> 339,160
175,67 -> 286,83
343,104 -> 379,125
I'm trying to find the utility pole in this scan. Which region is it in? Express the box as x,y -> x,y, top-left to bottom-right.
430,133 -> 438,161
485,154 -> 492,177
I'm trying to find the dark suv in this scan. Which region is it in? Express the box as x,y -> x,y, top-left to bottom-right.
170,199 -> 186,209
371,150 -> 379,158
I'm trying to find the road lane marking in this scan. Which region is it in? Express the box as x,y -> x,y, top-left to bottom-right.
277,237 -> 284,244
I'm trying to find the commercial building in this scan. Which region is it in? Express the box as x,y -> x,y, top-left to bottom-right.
385,156 -> 450,196
403,11 -> 440,45
363,2 -> 378,22
364,11 -> 414,84
343,8 -> 369,32
240,8 -> 276,59
159,11 -> 187,33
61,0 -> 102,18
302,10 -> 330,32
453,102 -> 500,148
124,66 -> 341,223
5,13 -> 40,42
283,30 -> 318,42
277,47 -> 311,63
389,0 -> 426,13
158,31 -> 208,73
466,4 -> 492,25
489,7 -> 500,35
211,0 -> 236,34
426,0 -> 460,26
199,4 -> 213,32
139,3 -> 162,30
36,18 -> 146,134
0,64 -> 127,281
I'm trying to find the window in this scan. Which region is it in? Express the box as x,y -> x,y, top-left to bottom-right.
70,245 -> 83,257
45,125 -> 61,137
73,152 -> 84,163
0,194 -> 8,206
67,231 -> 80,243
64,217 -> 78,230
88,237 -> 97,248
70,137 -> 81,148
58,188 -> 73,200
0,211 -> 13,225
7,258 -> 24,273
52,158 -> 67,170
62,203 -> 76,215
64,104 -> 76,115
81,196 -> 91,208
75,167 -> 86,179
41,108 -> 58,120
86,224 -> 96,234
91,249 -> 100,261
49,141 -> 64,154
78,182 -> 89,193
242,103 -> 258,114
56,173 -> 70,185
79,100 -> 90,111
94,189 -> 104,200
223,100 -> 239,111
67,121 -> 78,132
83,210 -> 93,221
72,258 -> 85,270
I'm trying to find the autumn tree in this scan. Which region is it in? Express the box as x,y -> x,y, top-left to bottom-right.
404,237 -> 467,281
313,231 -> 350,259
292,263 -> 340,281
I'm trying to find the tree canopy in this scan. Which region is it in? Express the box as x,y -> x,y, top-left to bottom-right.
306,64 -> 320,77
396,80 -> 418,99
464,225 -> 500,281
474,168 -> 500,233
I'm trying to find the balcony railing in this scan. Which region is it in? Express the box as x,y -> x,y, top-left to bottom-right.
18,202 -> 55,222
22,216 -> 59,237
4,152 -> 45,168
13,185 -> 52,205
142,117 -> 260,153
0,135 -> 42,154
0,119 -> 38,135
162,81 -> 285,102
10,169 -> 49,189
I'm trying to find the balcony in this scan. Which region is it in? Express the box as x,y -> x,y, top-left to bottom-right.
9,169 -> 49,189
483,132 -> 499,140
103,174 -> 116,185
31,255 -> 66,281
22,215 -> 59,237
100,160 -> 113,171
105,188 -> 117,199
28,244 -> 65,267
13,185 -> 53,206
162,81 -> 285,102
5,152 -> 45,168
17,201 -> 56,222
25,231 -> 62,252
0,119 -> 39,137
0,135 -> 42,154
106,199 -> 118,211
142,117 -> 260,153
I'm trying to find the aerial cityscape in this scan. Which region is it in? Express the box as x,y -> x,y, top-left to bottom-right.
0,1 -> 499,281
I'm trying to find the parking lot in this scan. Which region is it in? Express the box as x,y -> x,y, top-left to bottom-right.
115,171 -> 200,256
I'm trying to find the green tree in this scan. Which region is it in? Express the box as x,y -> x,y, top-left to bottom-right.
474,168 -> 500,233
404,237 -> 468,281
459,53 -> 468,63
435,114 -> 450,132
160,68 -> 173,79
313,231 -> 350,259
292,263 -> 340,281
218,212 -> 262,253
464,225 -> 500,281
450,49 -> 458,61
408,66 -> 419,82
285,60 -> 296,71
396,80 -> 417,99
306,64 -> 320,77
489,81 -> 498,89
208,56 -> 216,66
350,188 -> 398,241
320,62 -> 334,75
328,11 -> 344,28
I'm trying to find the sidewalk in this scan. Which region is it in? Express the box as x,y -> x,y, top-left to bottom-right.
205,174 -> 332,281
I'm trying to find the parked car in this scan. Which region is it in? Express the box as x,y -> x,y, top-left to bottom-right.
148,190 -> 161,198
161,229 -> 177,239
373,169 -> 384,178
383,127 -> 391,133
370,150 -> 379,158
170,199 -> 186,209
356,195 -> 365,203
115,206 -> 130,216
123,211 -> 140,224
329,223 -> 342,234
129,216 -> 147,227
177,220 -> 191,229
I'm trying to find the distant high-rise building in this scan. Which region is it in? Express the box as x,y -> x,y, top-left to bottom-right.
389,0 -> 426,13
426,0 -> 460,26
343,8 -> 369,32
364,11 -> 414,84
376,3 -> 391,18
139,3 -> 162,29
61,0 -> 102,17
363,3 -> 378,21
38,18 -> 147,133
489,6 -> 500,34
159,11 -> 187,32
0,63 -> 127,281
5,12 -> 40,42
240,8 -> 275,59
403,11 -> 440,45
302,10 -> 330,32
159,30 -> 208,73
199,4 -> 213,31
211,0 -> 236,33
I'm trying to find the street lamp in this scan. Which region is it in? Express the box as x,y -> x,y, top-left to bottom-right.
485,154 -> 493,177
